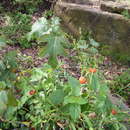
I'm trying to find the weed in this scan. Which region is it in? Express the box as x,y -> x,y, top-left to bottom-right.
0,12 -> 31,48
28,16 -> 69,68
111,69 -> 130,100
121,10 -> 130,19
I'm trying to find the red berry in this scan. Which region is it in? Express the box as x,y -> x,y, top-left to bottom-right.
29,90 -> 36,95
16,89 -> 21,93
89,68 -> 97,73
111,109 -> 117,115
79,77 -> 87,84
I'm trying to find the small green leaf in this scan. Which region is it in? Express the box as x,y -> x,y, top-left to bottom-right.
31,17 -> 48,37
89,39 -> 99,47
0,37 -> 6,47
0,101 -> 7,115
0,81 -> 6,90
78,45 -> 89,49
30,68 -> 45,82
0,61 -> 6,71
89,47 -> 98,54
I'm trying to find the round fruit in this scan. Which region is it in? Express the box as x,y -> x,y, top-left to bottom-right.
29,90 -> 36,95
79,77 -> 87,84
111,109 -> 117,115
89,68 -> 97,73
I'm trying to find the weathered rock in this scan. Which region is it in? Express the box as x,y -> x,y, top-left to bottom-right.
101,1 -> 130,14
60,0 -> 93,5
108,92 -> 130,111
103,0 -> 116,2
55,2 -> 130,59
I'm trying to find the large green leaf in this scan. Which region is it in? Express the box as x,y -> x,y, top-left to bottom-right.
46,35 -> 66,56
0,91 -> 8,115
68,76 -> 80,96
89,39 -> 100,48
0,90 -> 18,116
28,17 -> 49,40
89,74 -> 100,91
64,96 -> 87,105
69,104 -> 81,120
39,34 -> 67,68
49,89 -> 65,105
48,55 -> 58,69
7,90 -> 18,106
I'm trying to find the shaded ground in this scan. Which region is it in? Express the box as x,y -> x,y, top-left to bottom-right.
0,44 -> 128,80
0,0 -> 52,13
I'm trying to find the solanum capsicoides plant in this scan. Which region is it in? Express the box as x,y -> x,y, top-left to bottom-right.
28,17 -> 69,68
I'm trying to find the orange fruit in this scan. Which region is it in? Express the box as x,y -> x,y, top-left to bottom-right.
29,90 -> 36,95
111,109 -> 117,115
79,77 -> 87,84
89,68 -> 97,73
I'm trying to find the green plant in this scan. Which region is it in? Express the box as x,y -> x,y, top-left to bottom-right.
100,44 -> 130,64
0,0 -> 43,14
71,34 -> 103,76
0,12 -> 31,48
0,39 -> 18,122
44,10 -> 54,19
0,63 -> 129,129
16,0 -> 43,14
0,51 -> 18,84
111,69 -> 130,100
121,10 -> 130,19
28,16 -> 69,68
0,38 -> 18,85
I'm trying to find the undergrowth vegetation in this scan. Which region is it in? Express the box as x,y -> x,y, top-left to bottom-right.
0,0 -> 44,13
0,1 -> 130,130
0,12 -> 31,47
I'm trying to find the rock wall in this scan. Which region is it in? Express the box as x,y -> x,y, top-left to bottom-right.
101,1 -> 130,14
55,2 -> 130,60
